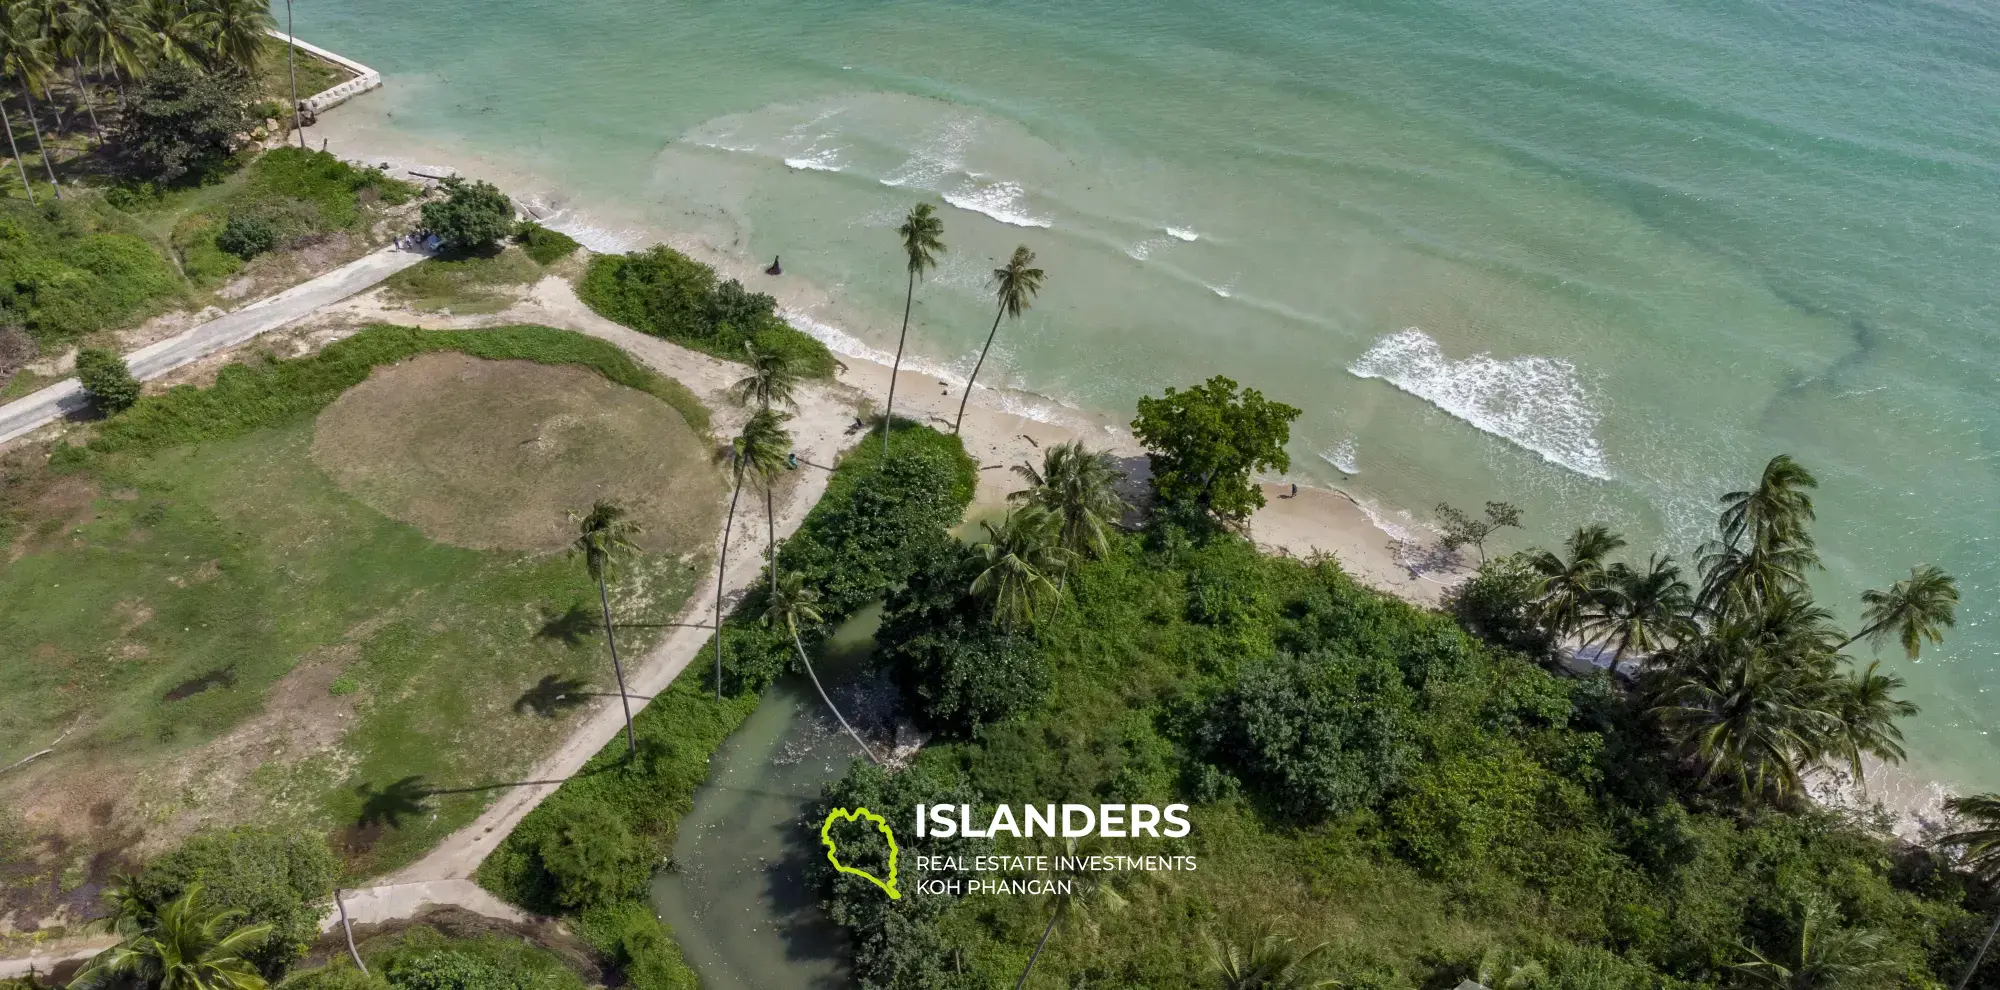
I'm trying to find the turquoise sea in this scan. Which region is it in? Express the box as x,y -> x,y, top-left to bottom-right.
293,0 -> 1998,804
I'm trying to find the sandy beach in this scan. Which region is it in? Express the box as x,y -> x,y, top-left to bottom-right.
300,112 -> 1470,608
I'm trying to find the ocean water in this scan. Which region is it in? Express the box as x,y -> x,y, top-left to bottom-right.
293,0 -> 1998,802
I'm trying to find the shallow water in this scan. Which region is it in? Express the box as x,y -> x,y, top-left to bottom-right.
649,605 -> 886,989
295,0 -> 1997,801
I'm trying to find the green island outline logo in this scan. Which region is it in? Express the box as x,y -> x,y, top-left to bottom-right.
820,807 -> 901,900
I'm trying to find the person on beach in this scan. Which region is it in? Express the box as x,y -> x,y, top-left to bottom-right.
1290,483 -> 1298,499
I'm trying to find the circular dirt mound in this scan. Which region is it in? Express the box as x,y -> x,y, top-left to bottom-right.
312,352 -> 720,553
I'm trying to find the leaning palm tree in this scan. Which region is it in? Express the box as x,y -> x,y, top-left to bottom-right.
186,0 -> 272,74
73,884 -> 274,990
1699,539 -> 1823,620
1841,565 -> 1958,659
1582,553 -> 1695,663
728,341 -> 801,412
1526,524 -> 1626,648
0,7 -> 60,198
954,245 -> 1044,434
1010,440 -> 1125,590
569,500 -> 642,756
1820,660 -> 1917,790
44,0 -> 106,142
884,201 -> 944,455
1733,893 -> 1897,990
1206,924 -> 1338,990
713,408 -> 790,699
1,88 -> 33,202
763,571 -> 879,764
1014,835 -> 1124,990
970,505 -> 1068,632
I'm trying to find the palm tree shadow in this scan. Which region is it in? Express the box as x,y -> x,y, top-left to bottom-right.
536,602 -> 599,647
354,775 -> 431,829
514,674 -> 593,718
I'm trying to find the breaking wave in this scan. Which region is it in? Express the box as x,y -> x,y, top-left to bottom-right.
1348,328 -> 1611,480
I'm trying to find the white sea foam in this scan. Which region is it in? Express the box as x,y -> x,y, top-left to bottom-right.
783,148 -> 844,172
779,307 -> 1073,427
943,180 -> 1052,228
1320,437 -> 1359,474
1127,237 -> 1169,261
524,203 -> 640,254
1165,226 -> 1199,242
1348,328 -> 1612,480
1207,283 -> 1234,298
882,118 -> 975,188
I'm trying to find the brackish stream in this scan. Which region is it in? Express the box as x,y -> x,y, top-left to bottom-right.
650,604 -> 888,990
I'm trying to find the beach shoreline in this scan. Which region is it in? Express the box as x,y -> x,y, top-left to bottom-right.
308,108 -> 1470,609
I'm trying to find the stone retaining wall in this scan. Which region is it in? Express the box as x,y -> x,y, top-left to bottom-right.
265,30 -> 384,113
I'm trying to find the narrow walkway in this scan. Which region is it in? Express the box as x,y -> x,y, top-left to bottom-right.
0,246 -> 429,445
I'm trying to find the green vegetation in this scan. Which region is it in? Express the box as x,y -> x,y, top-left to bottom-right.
114,62 -> 255,183
785,380 -> 1980,990
381,248 -> 543,314
168,147 -> 414,286
283,925 -> 591,990
421,179 -> 513,254
477,421 -> 976,990
577,245 -> 837,377
75,344 -> 141,412
513,222 -> 578,266
77,883 -> 275,990
0,324 -> 713,897
0,196 -> 181,345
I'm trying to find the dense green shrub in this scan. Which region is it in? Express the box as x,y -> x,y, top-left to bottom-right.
879,533 -> 1049,731
0,201 -> 182,344
514,222 -> 580,265
373,933 -> 584,990
75,347 -> 142,413
136,826 -> 336,971
1201,648 -> 1419,820
116,63 -> 255,182
278,963 -> 392,990
536,800 -> 648,909
246,148 -> 414,230
217,213 -> 279,258
572,902 -> 698,990
577,247 -> 836,377
1448,551 -> 1551,654
423,178 -> 514,253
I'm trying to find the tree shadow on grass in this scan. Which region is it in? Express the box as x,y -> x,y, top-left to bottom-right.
514,674 -> 592,717
354,775 -> 431,829
535,602 -> 598,647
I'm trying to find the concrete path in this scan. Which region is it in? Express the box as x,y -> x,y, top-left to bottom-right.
322,880 -> 531,932
0,246 -> 429,446
0,939 -> 120,980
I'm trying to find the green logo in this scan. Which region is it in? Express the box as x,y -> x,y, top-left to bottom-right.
820,807 -> 901,900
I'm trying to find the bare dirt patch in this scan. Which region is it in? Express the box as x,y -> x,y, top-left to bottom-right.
6,472 -> 98,562
310,353 -> 722,554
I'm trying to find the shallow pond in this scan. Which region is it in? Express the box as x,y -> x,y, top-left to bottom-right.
650,603 -> 888,990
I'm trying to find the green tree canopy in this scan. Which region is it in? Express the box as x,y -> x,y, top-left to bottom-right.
114,61 -> 254,182
421,178 -> 514,254
76,346 -> 142,413
1131,375 -> 1300,524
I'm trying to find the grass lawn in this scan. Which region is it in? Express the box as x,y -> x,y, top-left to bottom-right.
256,38 -> 353,108
0,325 -> 721,915
382,248 -> 548,314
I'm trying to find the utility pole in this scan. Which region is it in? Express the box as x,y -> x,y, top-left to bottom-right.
285,0 -> 305,148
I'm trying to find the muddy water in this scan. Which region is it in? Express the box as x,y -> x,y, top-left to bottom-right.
650,604 -> 888,990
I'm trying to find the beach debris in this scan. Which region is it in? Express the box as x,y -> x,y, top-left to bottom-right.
766,255 -> 783,275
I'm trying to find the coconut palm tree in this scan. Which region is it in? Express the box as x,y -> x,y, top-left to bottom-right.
186,0 -> 270,73
1733,893 -> 1897,990
728,341 -> 801,412
127,0 -> 201,72
763,570 -> 879,764
1699,539 -> 1823,620
954,245 -> 1044,435
0,7 -> 60,197
744,407 -> 794,600
885,201 -> 944,455
1014,835 -> 1123,990
1582,553 -> 1695,663
1,93 -> 32,202
43,0 -> 107,142
1647,624 -> 1833,805
970,505 -> 1069,632
713,408 -> 789,699
66,0 -> 136,87
1009,441 -> 1125,597
1526,524 -> 1626,648
1820,659 -> 1917,790
1940,795 -> 2000,881
569,500 -> 642,756
1206,924 -> 1337,990
73,884 -> 274,990
1841,565 -> 1958,660
1720,454 -> 1819,554
20,0 -> 70,131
